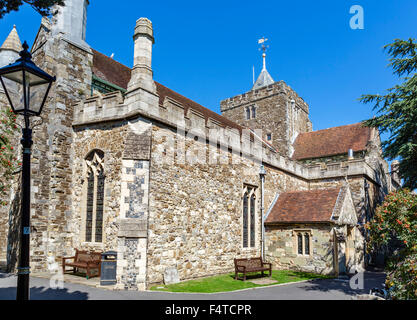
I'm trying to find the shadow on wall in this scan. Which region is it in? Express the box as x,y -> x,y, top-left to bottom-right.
0,286 -> 89,300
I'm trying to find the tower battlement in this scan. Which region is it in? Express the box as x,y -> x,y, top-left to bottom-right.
220,81 -> 309,114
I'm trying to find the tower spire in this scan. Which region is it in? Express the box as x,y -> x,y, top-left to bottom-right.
0,25 -> 22,67
252,37 -> 274,90
1,25 -> 22,52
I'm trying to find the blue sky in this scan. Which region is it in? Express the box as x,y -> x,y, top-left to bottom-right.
1,0 -> 416,133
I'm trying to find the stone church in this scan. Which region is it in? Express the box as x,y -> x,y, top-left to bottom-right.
0,0 -> 400,290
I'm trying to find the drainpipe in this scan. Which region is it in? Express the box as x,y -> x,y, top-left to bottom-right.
260,165 -> 267,260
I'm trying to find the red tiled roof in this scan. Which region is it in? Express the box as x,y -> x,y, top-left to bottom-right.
92,49 -> 131,90
91,49 -> 243,133
265,188 -> 341,224
292,123 -> 372,161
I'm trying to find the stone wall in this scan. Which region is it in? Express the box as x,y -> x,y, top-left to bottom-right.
220,81 -> 312,157
146,122 -> 309,287
72,117 -> 152,290
3,18 -> 95,272
265,224 -> 334,275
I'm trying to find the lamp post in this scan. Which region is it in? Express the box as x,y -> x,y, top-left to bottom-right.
0,41 -> 55,301
259,165 -> 266,260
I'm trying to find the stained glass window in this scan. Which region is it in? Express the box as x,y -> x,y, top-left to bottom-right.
250,193 -> 256,248
243,192 -> 249,248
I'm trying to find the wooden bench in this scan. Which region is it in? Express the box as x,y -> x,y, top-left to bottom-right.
62,249 -> 102,280
234,257 -> 272,281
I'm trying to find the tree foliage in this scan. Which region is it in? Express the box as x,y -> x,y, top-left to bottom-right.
0,106 -> 20,207
361,38 -> 417,189
0,0 -> 64,19
366,189 -> 417,299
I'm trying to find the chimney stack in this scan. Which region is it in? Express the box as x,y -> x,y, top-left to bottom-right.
127,18 -> 156,93
51,0 -> 90,50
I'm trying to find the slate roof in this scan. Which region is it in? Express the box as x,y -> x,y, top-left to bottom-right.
292,123 -> 372,161
252,68 -> 274,90
265,188 -> 341,224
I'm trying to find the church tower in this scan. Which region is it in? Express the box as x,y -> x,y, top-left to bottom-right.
221,38 -> 313,158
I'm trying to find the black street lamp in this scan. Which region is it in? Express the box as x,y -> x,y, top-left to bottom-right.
0,41 -> 55,301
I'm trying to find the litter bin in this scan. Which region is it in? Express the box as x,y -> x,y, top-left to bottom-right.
100,251 -> 117,286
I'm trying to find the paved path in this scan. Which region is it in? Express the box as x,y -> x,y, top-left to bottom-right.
0,272 -> 386,300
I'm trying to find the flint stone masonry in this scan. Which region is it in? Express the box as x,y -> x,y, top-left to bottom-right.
120,160 -> 149,219
116,237 -> 147,291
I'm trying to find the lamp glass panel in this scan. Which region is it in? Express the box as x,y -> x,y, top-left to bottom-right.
25,71 -> 48,87
1,73 -> 25,113
28,82 -> 49,114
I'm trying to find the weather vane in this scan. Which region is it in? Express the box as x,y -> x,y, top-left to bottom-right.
258,37 -> 269,53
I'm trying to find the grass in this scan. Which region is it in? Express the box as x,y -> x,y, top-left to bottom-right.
150,270 -> 333,293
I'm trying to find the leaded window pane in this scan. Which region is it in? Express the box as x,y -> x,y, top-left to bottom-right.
85,171 -> 94,243
252,106 -> 256,119
243,192 -> 249,248
246,107 -> 251,120
305,234 -> 310,255
95,171 -> 105,243
250,194 -> 256,248
298,233 -> 303,255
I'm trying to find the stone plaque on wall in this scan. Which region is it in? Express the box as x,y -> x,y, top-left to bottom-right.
164,267 -> 180,285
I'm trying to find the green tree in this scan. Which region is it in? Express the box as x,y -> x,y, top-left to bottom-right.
366,189 -> 417,299
0,106 -> 20,207
361,38 -> 417,189
0,0 -> 64,19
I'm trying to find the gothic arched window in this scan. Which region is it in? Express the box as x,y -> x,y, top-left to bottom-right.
242,185 -> 257,249
242,191 -> 249,248
85,150 -> 105,243
251,105 -> 256,119
250,193 -> 256,248
297,233 -> 303,255
304,234 -> 310,255
246,107 -> 251,120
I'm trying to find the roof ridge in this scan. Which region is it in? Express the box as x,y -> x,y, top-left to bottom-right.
298,122 -> 366,136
